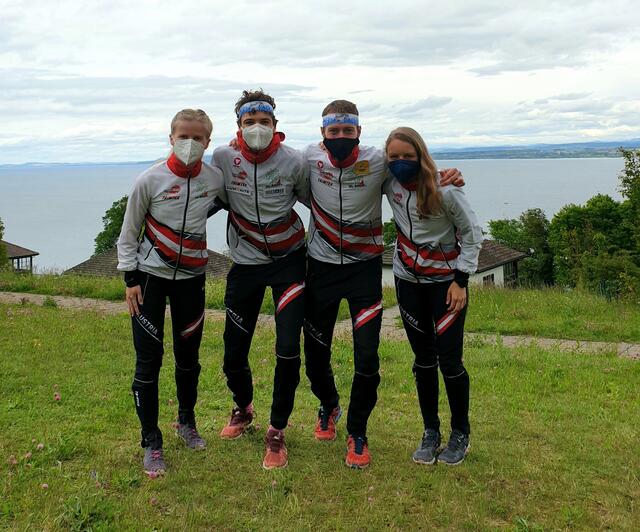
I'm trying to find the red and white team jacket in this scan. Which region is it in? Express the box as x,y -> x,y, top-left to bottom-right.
384,178 -> 483,283
305,144 -> 388,265
117,154 -> 224,280
212,133 -> 309,265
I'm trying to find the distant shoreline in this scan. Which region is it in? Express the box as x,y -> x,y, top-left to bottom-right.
1,140 -> 638,167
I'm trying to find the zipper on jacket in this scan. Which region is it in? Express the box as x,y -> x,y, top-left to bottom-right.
405,189 -> 420,283
253,162 -> 273,261
173,173 -> 191,281
338,168 -> 343,265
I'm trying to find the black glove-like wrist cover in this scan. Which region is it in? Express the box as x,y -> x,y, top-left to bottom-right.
453,269 -> 469,288
124,270 -> 140,288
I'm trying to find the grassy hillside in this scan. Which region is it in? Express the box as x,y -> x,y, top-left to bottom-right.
1,303 -> 638,530
2,272 -> 639,342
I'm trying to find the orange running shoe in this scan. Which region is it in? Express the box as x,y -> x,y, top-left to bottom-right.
345,435 -> 370,469
262,426 -> 288,470
219,404 -> 255,439
313,405 -> 342,441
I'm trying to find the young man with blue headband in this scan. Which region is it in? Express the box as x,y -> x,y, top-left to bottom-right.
212,90 -> 309,470
303,100 -> 462,468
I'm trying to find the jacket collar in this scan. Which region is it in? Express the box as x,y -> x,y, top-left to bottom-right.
325,144 -> 360,169
167,152 -> 202,178
236,131 -> 284,164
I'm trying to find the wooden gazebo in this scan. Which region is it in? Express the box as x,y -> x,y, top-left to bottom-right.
1,240 -> 39,273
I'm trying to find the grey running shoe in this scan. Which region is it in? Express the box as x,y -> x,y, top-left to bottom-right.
437,430 -> 470,466
176,423 -> 206,450
143,447 -> 166,476
412,428 -> 441,465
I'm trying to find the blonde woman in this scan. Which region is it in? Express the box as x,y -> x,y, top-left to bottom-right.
383,127 -> 482,465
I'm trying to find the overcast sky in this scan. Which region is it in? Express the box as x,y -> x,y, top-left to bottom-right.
1,0 -> 639,163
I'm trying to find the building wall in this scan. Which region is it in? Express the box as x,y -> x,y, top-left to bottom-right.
470,265 -> 505,287
384,263 -> 514,288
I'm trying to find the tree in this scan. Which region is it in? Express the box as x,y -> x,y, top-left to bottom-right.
488,208 -> 553,286
548,194 -> 635,294
618,147 -> 640,253
383,218 -> 397,247
0,217 -> 8,270
94,196 -> 128,255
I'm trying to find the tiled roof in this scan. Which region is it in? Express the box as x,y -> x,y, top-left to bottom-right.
64,247 -> 231,279
382,239 -> 527,273
476,240 -> 528,273
1,240 -> 39,259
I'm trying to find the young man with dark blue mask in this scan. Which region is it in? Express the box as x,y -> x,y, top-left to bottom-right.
302,100 -> 464,468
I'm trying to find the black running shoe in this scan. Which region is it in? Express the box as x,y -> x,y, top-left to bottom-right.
412,428 -> 441,465
437,429 -> 470,466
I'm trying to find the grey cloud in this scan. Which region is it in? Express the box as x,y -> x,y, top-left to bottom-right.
0,72 -> 314,118
393,97 -> 453,117
4,1 -> 639,76
551,93 -> 591,101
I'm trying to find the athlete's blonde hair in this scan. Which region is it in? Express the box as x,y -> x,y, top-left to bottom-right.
385,127 -> 442,217
170,109 -> 213,137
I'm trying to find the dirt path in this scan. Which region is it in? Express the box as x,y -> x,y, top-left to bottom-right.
1,291 -> 638,360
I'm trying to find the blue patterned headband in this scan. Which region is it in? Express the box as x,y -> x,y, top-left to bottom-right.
238,100 -> 275,118
322,113 -> 359,127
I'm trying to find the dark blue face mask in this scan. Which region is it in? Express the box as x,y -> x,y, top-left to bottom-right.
388,159 -> 419,185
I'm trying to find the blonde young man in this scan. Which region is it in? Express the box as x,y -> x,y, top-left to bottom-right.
117,109 -> 224,475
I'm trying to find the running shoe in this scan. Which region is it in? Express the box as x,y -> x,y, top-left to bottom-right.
437,429 -> 470,465
345,435 -> 370,469
176,422 -> 206,450
412,428 -> 441,465
262,426 -> 288,470
219,404 -> 255,439
143,447 -> 166,476
314,405 -> 342,441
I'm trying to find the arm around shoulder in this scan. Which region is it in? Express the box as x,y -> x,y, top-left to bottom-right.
442,186 -> 483,274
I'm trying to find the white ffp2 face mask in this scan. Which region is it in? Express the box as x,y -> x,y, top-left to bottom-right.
173,138 -> 205,166
242,124 -> 274,151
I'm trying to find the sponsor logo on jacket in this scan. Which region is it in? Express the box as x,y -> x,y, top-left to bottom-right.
161,184 -> 181,201
345,178 -> 366,189
317,170 -> 334,187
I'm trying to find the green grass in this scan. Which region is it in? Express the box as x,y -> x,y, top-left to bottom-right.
1,303 -> 638,530
2,272 -> 640,341
466,285 -> 640,342
0,272 -> 126,301
0,272 -> 397,322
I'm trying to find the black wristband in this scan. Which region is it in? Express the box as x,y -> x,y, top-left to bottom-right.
453,269 -> 469,288
124,270 -> 140,288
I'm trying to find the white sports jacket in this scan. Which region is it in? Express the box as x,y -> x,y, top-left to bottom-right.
212,134 -> 309,265
305,143 -> 388,265
117,154 -> 224,280
384,178 -> 483,283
